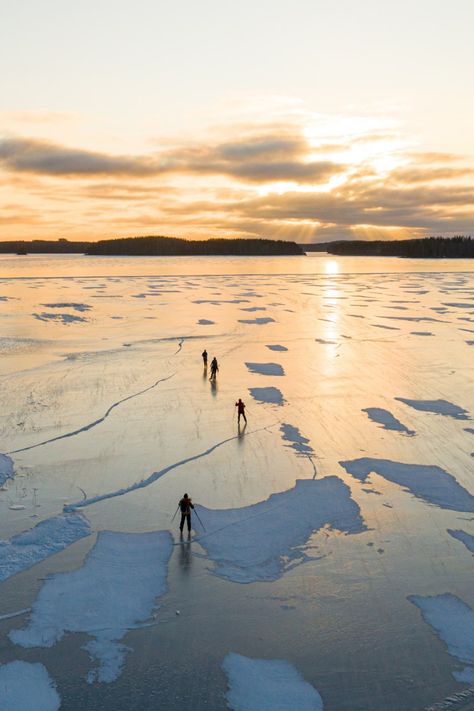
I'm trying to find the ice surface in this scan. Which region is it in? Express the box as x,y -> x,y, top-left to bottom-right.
0,512 -> 91,581
447,529 -> 474,554
245,362 -> 285,376
395,398 -> 470,420
0,454 -> 14,486
248,387 -> 284,405
409,593 -> 474,682
10,531 -> 173,683
362,408 -> 415,436
0,661 -> 60,711
196,477 -> 365,582
222,653 -> 323,711
11,373 -> 175,455
340,457 -> 474,511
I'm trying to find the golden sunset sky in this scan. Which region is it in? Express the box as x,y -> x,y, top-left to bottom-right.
1,0 -> 473,242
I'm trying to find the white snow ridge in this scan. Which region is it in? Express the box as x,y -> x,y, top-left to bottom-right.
10,530 -> 173,683
0,661 -> 60,711
196,477 -> 365,583
409,593 -> 474,683
0,512 -> 91,581
0,453 -> 14,486
222,653 -> 323,710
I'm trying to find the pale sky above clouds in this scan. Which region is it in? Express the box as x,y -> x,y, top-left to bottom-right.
1,0 -> 473,241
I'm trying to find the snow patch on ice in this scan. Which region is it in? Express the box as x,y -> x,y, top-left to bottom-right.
240,307 -> 267,312
41,303 -> 91,312
448,529 -> 474,555
222,653 -> 324,711
340,457 -> 474,512
362,408 -> 415,436
280,423 -> 314,456
266,344 -> 288,352
249,387 -> 284,405
0,661 -> 60,711
0,453 -> 14,486
409,593 -> 474,683
246,362 -> 284,376
395,398 -> 470,420
32,312 -> 88,324
196,477 -> 365,583
0,513 -> 91,582
238,317 -> 275,325
10,531 -> 173,684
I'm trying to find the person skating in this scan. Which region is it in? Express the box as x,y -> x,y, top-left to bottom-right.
179,493 -> 194,535
235,398 -> 247,425
210,356 -> 219,380
202,349 -> 208,366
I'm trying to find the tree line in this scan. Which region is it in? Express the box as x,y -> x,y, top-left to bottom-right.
303,236 -> 474,258
2,236 -> 303,256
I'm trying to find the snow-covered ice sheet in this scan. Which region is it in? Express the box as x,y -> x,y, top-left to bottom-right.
0,661 -> 60,711
0,454 -> 14,486
245,362 -> 285,376
395,398 -> 470,420
280,423 -> 314,457
447,529 -> 474,554
196,477 -> 365,582
222,653 -> 323,710
340,457 -> 474,511
362,407 -> 415,435
248,386 -> 284,405
10,530 -> 173,683
409,593 -> 474,683
0,512 -> 91,581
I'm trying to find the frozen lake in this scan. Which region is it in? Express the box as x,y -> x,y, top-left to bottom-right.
0,253 -> 473,710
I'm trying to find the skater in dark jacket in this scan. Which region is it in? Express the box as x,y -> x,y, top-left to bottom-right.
235,398 -> 247,425
202,349 -> 208,366
179,493 -> 194,534
210,357 -> 219,380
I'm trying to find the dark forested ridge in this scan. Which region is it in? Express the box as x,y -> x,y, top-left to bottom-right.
0,236 -> 303,256
303,236 -> 474,258
87,236 -> 304,256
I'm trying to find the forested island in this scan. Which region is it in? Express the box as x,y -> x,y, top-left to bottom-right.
303,235 -> 473,258
1,236 -> 303,256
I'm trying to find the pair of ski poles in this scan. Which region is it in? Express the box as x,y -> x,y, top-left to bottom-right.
171,504 -> 206,531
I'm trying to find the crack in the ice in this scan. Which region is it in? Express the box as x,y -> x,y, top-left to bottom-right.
64,424 -> 275,512
9,373 -> 176,455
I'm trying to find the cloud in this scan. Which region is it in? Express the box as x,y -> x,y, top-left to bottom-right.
1,112 -> 474,241
0,138 -> 162,177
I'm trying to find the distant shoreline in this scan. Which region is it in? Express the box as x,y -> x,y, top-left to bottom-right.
2,236 -> 303,257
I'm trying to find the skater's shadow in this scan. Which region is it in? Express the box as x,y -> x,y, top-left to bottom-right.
210,378 -> 218,396
178,536 -> 192,575
237,421 -> 247,443
202,366 -> 208,381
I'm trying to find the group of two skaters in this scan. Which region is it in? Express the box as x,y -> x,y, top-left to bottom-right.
202,349 -> 247,424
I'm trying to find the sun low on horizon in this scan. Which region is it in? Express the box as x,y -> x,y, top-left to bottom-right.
1,0 -> 473,243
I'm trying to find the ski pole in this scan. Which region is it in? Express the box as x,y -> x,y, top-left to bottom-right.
171,504 -> 180,522
194,507 -> 206,531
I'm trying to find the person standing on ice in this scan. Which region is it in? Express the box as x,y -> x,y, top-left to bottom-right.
202,349 -> 208,366
210,356 -> 219,380
235,398 -> 247,425
179,493 -> 194,535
